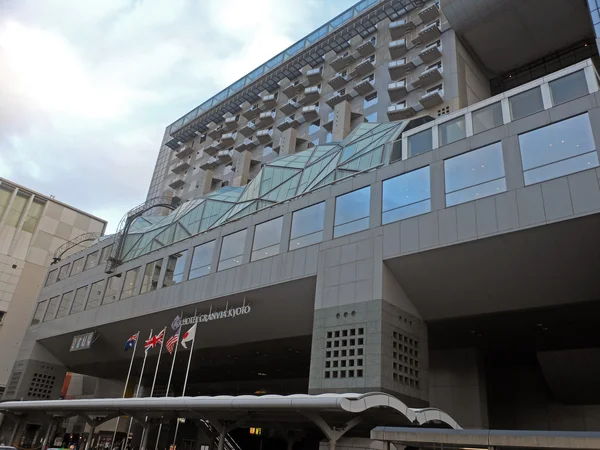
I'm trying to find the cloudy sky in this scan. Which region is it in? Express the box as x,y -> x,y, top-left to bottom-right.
0,0 -> 357,233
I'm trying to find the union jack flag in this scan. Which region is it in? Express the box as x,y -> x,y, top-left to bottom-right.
166,332 -> 179,355
144,329 -> 165,353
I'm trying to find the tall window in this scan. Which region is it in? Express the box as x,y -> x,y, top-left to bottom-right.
140,259 -> 163,294
382,167 -> 431,224
70,257 -> 84,276
334,187 -> 371,238
289,202 -> 326,250
84,251 -> 99,270
22,199 -> 44,233
472,102 -> 503,134
45,269 -> 58,286
509,87 -> 544,120
218,230 -> 246,270
549,70 -> 588,106
31,300 -> 47,326
86,280 -> 105,310
444,142 -> 506,206
103,276 -> 121,304
6,193 -> 27,227
408,129 -> 433,157
99,244 -> 113,265
164,250 -> 188,286
70,287 -> 88,314
439,116 -> 466,146
43,296 -> 60,322
189,241 -> 216,279
57,264 -> 70,282
519,113 -> 599,185
121,267 -> 141,299
252,217 -> 283,261
56,291 -> 74,319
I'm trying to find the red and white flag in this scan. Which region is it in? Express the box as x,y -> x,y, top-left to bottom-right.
144,328 -> 165,353
166,332 -> 179,354
181,324 -> 197,349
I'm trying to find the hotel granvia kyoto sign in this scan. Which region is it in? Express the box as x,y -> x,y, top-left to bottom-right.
178,300 -> 251,326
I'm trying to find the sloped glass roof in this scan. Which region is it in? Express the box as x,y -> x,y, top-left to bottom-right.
121,121 -> 407,262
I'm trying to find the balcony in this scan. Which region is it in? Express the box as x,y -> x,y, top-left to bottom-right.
388,80 -> 408,102
223,116 -> 239,130
412,22 -> 441,45
172,161 -> 190,174
299,86 -> 321,105
413,66 -> 443,87
325,90 -> 353,109
354,78 -> 375,96
276,115 -> 300,132
200,156 -> 220,170
323,112 -> 335,132
389,39 -> 407,60
280,99 -> 300,115
235,137 -> 259,152
350,58 -> 375,78
330,52 -> 355,72
420,88 -> 444,108
356,38 -> 376,57
306,67 -> 322,84
389,18 -> 414,40
207,126 -> 224,141
243,104 -> 261,120
261,93 -> 278,109
217,150 -> 233,164
419,44 -> 442,63
257,129 -> 273,143
387,103 -> 416,121
258,111 -> 276,126
282,81 -> 304,98
302,105 -> 319,121
220,132 -> 237,146
388,59 -> 417,80
176,145 -> 194,159
204,141 -> 220,156
419,3 -> 440,23
328,73 -> 351,90
239,121 -> 258,137
169,177 -> 185,189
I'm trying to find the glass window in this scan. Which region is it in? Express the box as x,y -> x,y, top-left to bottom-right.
365,112 -> 377,123
472,102 -> 503,134
408,129 -> 433,157
86,280 -> 105,310
22,200 -> 44,233
445,142 -> 507,206
218,230 -> 247,271
31,300 -> 47,326
439,116 -> 466,146
382,167 -> 431,224
140,259 -> 163,294
164,250 -> 188,286
121,267 -> 141,299
326,132 -> 333,143
289,202 -> 326,250
334,187 -> 371,238
509,87 -> 544,120
45,269 -> 58,286
190,241 -> 216,279
99,244 -> 113,265
56,264 -> 70,282
70,287 -> 88,314
252,217 -> 283,261
6,193 -> 28,227
70,257 -> 84,276
364,92 -> 378,109
43,296 -> 60,322
309,120 -> 320,135
549,70 -> 588,106
84,251 -> 99,270
103,276 -> 121,304
56,291 -> 74,319
519,113 -> 599,185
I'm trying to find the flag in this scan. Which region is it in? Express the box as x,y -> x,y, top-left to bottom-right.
181,324 -> 197,349
124,333 -> 137,351
145,329 -> 165,353
166,332 -> 179,354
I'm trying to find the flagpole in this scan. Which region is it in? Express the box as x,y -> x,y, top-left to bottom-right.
123,329 -> 152,450
155,311 -> 183,450
150,327 -> 166,396
171,309 -> 197,450
111,331 -> 139,450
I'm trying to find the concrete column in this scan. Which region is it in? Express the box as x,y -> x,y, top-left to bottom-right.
233,151 -> 252,187
140,425 -> 150,450
41,420 -> 56,450
216,429 -> 226,450
332,101 -> 352,142
84,424 -> 96,450
279,128 -> 298,156
9,418 -> 21,446
200,170 -> 214,195
0,185 -> 18,226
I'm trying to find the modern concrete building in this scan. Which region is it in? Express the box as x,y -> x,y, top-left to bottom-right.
0,178 -> 106,396
4,1 -> 600,450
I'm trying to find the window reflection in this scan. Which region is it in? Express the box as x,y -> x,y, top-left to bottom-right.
99,244 -> 113,265
382,167 -> 431,224
472,102 -> 503,134
549,70 -> 588,106
140,259 -> 163,294
509,87 -> 544,120
334,187 -> 370,238
164,250 -> 188,286
252,217 -> 283,261
219,230 -> 246,270
439,116 -> 466,146
519,113 -> 599,185
190,241 -> 215,279
408,129 -> 433,157
445,142 -> 506,206
289,202 -> 325,250
86,280 -> 105,310
31,300 -> 47,326
84,251 -> 99,270
57,264 -> 70,282
43,296 -> 60,322
121,267 -> 140,299
70,257 -> 84,276
45,269 -> 58,286
70,287 -> 88,314
56,291 -> 74,319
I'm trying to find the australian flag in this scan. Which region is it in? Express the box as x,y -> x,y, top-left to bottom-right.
124,333 -> 138,351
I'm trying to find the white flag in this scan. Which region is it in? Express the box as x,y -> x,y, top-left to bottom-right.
181,324 -> 197,349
